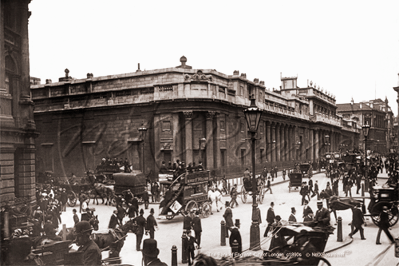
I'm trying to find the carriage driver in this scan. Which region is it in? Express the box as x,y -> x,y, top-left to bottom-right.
75,221 -> 102,266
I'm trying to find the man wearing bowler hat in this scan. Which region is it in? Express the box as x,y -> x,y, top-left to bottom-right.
288,207 -> 297,223
142,239 -> 167,266
134,209 -> 147,251
314,201 -> 330,227
75,221 -> 102,266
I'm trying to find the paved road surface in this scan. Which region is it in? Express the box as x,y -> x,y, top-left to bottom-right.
59,170 -> 398,266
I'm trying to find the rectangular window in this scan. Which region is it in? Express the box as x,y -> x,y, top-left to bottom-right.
162,121 -> 171,132
220,120 -> 225,131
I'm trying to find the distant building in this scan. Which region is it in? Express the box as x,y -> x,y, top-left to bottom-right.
1,0 -> 37,206
336,97 -> 394,154
31,57 -> 359,179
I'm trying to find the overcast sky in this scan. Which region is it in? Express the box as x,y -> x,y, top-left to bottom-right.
28,0 -> 399,115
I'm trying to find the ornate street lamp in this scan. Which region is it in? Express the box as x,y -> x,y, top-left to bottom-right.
138,124 -> 148,174
363,122 -> 370,191
243,95 -> 262,250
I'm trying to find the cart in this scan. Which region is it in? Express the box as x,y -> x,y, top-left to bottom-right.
367,185 -> 399,227
113,171 -> 147,199
299,163 -> 311,178
241,176 -> 265,204
288,173 -> 302,193
159,171 -> 212,220
58,181 -> 93,207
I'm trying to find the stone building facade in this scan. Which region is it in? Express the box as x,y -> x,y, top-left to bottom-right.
337,98 -> 394,154
31,57 -> 359,180
1,0 -> 37,206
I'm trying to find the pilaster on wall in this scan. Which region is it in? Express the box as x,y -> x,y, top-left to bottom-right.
276,124 -> 281,162
183,111 -> 193,165
271,124 -> 276,163
266,123 -> 271,162
206,111 -> 216,169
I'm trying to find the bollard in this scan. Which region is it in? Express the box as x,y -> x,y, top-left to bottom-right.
337,217 -> 343,242
221,221 -> 226,246
62,224 -> 67,241
171,245 -> 178,266
232,239 -> 239,257
181,233 -> 188,264
4,212 -> 10,239
361,183 -> 365,197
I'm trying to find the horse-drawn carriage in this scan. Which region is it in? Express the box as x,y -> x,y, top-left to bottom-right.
288,172 -> 302,193
299,163 -> 311,178
159,171 -> 212,220
367,184 -> 399,227
241,176 -> 265,204
113,171 -> 147,199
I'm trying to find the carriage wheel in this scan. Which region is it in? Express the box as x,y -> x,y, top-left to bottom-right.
185,200 -> 198,215
370,202 -> 399,227
67,191 -> 77,207
241,187 -> 247,203
200,202 -> 212,218
259,189 -> 265,204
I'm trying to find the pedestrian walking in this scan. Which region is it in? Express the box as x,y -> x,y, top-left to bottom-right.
264,176 -> 272,194
308,177 -> 315,198
108,210 -> 120,229
288,207 -> 297,223
300,182 -> 309,205
264,202 -> 275,237
229,225 -> 242,257
183,211 -> 192,234
186,230 -> 198,266
230,184 -> 239,208
116,204 -> 125,225
73,209 -> 79,226
348,204 -> 366,240
376,206 -> 395,244
134,209 -> 146,251
282,169 -> 286,181
141,189 -> 150,209
60,188 -> 68,212
223,201 -> 234,237
192,210 -> 202,249
145,208 -> 158,239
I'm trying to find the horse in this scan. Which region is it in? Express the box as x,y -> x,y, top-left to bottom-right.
328,195 -> 363,224
91,219 -> 137,258
208,189 -> 223,212
91,183 -> 114,205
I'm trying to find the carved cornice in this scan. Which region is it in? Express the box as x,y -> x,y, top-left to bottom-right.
184,70 -> 212,82
206,111 -> 217,119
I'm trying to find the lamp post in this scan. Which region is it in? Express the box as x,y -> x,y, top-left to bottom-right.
138,125 -> 148,175
243,95 -> 262,250
362,122 -> 370,191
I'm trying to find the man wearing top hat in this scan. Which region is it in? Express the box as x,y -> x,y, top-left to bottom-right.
75,221 -> 102,266
229,221 -> 242,256
134,209 -> 147,251
145,208 -> 158,239
192,210 -> 202,249
314,201 -> 330,227
348,203 -> 366,240
376,205 -> 395,244
142,239 -> 167,266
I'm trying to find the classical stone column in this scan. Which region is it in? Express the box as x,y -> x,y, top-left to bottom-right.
287,125 -> 291,161
271,124 -> 276,163
315,130 -> 319,161
280,124 -> 285,162
266,122 -> 271,163
183,111 -> 193,165
276,124 -> 281,162
284,125 -> 289,161
310,129 -> 314,162
206,111 -> 216,169
172,113 -> 181,163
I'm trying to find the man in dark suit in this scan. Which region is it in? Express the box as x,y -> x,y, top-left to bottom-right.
314,180 -> 320,200
348,204 -> 366,240
264,202 -> 275,237
308,177 -> 315,197
288,207 -> 297,223
303,200 -> 313,222
60,188 -> 68,212
314,201 -> 330,227
192,210 -> 202,249
116,204 -> 125,225
223,201 -> 234,237
300,182 -> 310,205
376,206 -> 395,244
108,210 -> 119,229
186,230 -> 198,266
229,225 -> 242,257
73,209 -> 80,226
141,189 -> 150,209
183,211 -> 193,234
145,208 -> 158,239
134,209 -> 147,251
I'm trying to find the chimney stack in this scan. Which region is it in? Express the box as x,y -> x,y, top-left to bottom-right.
254,78 -> 259,83
87,73 -> 93,79
46,79 -> 52,84
233,70 -> 239,75
240,73 -> 247,79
